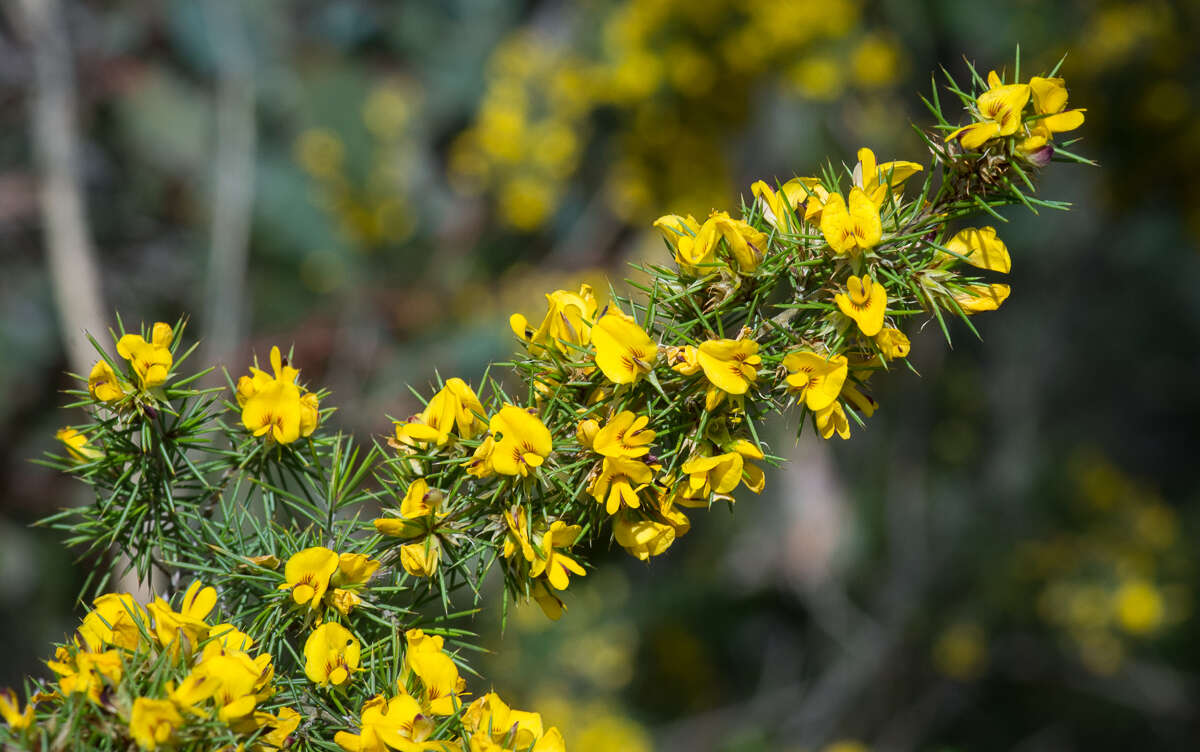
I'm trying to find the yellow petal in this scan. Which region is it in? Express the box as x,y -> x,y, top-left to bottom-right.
1029,76 -> 1068,115
151,322 -> 174,347
956,121 -> 1002,150
944,226 -> 1011,273
953,283 -> 1011,313
846,187 -> 882,247
1042,109 -> 1085,134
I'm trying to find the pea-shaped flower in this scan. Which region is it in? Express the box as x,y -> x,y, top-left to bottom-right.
783,351 -> 848,412
819,187 -> 882,255
946,70 -> 1031,150
591,308 -> 657,385
489,405 -> 553,477
116,322 -> 174,389
303,622 -> 361,687
835,275 -> 887,336
279,547 -> 340,610
129,697 -> 183,751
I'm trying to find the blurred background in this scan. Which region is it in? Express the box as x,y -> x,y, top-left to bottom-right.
1,0 -> 1198,750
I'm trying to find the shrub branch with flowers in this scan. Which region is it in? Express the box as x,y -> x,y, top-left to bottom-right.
2,54 -> 1090,751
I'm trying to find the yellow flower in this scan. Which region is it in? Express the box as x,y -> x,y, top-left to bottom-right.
116,322 -> 174,389
590,456 -> 655,514
251,707 -> 302,751
816,400 -> 850,440
842,382 -> 878,418
1021,76 -> 1085,154
466,435 -> 496,478
146,580 -> 216,655
400,539 -> 442,578
77,593 -> 148,652
509,284 -> 598,356
853,147 -> 923,206
653,214 -> 719,275
530,521 -> 586,591
712,212 -> 768,273
665,344 -> 701,375
952,283 -> 1011,313
946,71 -> 1031,150
592,411 -> 655,458
405,632 -> 466,716
334,693 -> 448,752
696,338 -> 760,404
489,405 -> 553,477
531,580 -> 566,621
240,346 -> 320,444
874,328 -> 911,360
87,359 -> 125,402
375,478 -> 445,539
330,589 -> 362,616
750,178 -> 812,231
173,650 -> 272,722
783,351 -> 848,411
279,546 -> 340,610
613,511 -> 681,561
462,693 -> 549,751
48,647 -> 121,702
203,623 -> 255,658
327,553 -> 380,614
835,275 -> 887,336
243,380 -> 304,444
392,379 -> 486,448
304,622 -> 361,687
129,697 -> 183,750
678,442 -> 765,504
819,187 -> 882,255
55,427 -> 102,462
576,418 -> 600,449
591,307 -> 657,384
943,226 -> 1011,273
334,553 -> 382,588
0,688 -> 34,731
502,506 -> 541,570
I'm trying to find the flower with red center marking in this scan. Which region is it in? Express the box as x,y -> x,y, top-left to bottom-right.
946,70 -> 1031,150
835,275 -> 887,336
303,622 -> 361,687
591,307 -> 657,385
278,547 -> 340,611
589,455 -> 655,514
819,187 -> 882,255
592,411 -> 655,458
696,338 -> 760,411
530,521 -> 586,591
488,405 -> 552,477
782,351 -> 848,411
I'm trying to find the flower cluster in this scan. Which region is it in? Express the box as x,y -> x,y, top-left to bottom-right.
279,546 -> 381,616
335,629 -> 477,751
87,321 -> 176,405
2,584 -> 297,751
18,54 -> 1088,752
946,70 -> 1085,165
237,345 -> 322,444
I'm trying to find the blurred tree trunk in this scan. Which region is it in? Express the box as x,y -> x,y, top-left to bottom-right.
10,0 -> 150,598
11,0 -> 105,376
201,0 -> 256,375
